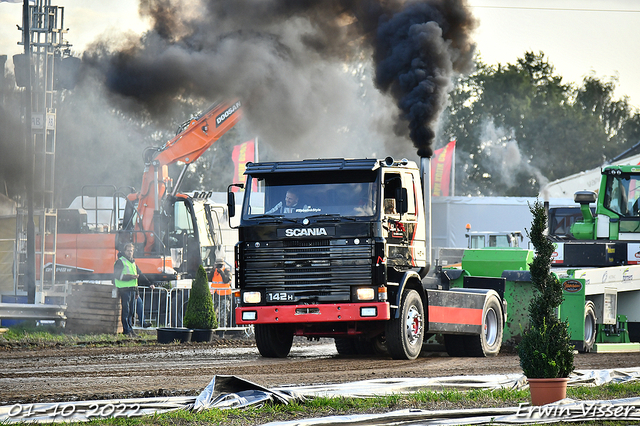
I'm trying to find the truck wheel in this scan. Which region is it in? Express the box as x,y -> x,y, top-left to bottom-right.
255,324 -> 293,358
464,294 -> 503,357
582,301 -> 597,353
355,335 -> 388,356
370,334 -> 389,356
444,334 -> 466,357
385,289 -> 424,360
335,338 -> 358,355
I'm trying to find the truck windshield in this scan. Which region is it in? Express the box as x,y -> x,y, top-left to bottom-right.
242,171 -> 379,219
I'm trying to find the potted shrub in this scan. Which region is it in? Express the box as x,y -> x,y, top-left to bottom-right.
183,265 -> 218,342
156,326 -> 193,344
517,200 -> 574,405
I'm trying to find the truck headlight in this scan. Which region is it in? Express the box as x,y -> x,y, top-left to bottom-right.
356,287 -> 375,301
243,291 -> 261,304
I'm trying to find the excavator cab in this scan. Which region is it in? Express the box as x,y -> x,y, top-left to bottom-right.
166,196 -> 201,277
119,195 -> 202,278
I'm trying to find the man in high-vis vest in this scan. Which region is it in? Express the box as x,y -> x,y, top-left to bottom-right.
114,243 -> 150,336
211,260 -> 232,287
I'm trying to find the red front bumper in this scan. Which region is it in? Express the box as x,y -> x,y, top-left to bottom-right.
236,302 -> 390,325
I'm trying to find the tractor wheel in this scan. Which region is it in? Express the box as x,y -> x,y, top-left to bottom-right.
582,301 -> 597,353
255,324 -> 294,358
464,293 -> 503,357
385,289 -> 424,360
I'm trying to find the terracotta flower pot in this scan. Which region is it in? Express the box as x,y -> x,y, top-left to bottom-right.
527,377 -> 569,406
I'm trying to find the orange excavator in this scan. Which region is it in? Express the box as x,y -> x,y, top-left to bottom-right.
49,100 -> 242,283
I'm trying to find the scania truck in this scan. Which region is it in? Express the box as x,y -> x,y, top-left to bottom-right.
229,157 -> 506,359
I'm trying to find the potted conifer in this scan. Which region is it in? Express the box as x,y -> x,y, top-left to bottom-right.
183,265 -> 218,342
517,200 -> 574,405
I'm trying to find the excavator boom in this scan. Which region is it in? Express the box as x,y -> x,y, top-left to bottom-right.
155,100 -> 242,167
135,100 -> 243,255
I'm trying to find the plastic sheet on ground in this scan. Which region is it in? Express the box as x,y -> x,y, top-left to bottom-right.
0,375 -> 298,423
279,374 -> 526,398
191,374 -> 299,412
279,367 -> 640,399
0,368 -> 638,424
262,397 -> 640,426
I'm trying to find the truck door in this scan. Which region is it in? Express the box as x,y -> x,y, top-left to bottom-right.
383,171 -> 422,268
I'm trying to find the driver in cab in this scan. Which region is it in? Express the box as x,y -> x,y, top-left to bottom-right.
267,189 -> 301,214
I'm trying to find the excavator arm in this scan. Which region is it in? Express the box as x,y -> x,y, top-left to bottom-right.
154,100 -> 242,167
133,100 -> 243,254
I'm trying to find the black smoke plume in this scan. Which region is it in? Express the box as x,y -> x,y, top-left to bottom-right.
374,1 -> 476,157
83,0 -> 476,158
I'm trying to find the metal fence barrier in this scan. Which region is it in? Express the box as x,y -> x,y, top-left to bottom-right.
134,286 -> 170,328
134,286 -> 248,334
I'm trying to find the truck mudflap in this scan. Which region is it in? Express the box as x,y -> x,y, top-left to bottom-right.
426,288 -> 502,334
235,302 -> 390,324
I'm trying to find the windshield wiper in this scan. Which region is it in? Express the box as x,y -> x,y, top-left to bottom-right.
250,214 -> 297,223
306,214 -> 356,222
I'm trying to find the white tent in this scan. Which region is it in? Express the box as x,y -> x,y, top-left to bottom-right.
540,153 -> 640,199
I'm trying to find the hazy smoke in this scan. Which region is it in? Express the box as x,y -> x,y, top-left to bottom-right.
480,121 -> 549,191
0,59 -> 26,203
82,0 -> 477,159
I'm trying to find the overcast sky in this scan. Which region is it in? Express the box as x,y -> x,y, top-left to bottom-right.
1,0 -> 639,106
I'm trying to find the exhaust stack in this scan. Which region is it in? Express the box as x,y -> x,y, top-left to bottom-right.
420,156 -> 432,269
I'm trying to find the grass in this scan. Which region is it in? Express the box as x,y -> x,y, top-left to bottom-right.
0,323 -> 156,346
66,382 -> 640,426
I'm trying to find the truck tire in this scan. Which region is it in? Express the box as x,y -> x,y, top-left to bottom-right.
385,289 -> 424,360
464,294 -> 503,357
444,334 -> 466,357
255,324 -> 294,358
582,301 -> 597,353
335,338 -> 358,355
355,335 -> 388,356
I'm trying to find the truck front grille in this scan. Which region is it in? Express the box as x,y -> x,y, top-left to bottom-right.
243,241 -> 373,302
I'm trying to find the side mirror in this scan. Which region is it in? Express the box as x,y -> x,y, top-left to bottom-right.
227,183 -> 244,218
395,187 -> 408,215
227,192 -> 236,218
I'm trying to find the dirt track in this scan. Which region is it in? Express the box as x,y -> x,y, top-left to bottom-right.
1,337 -> 639,405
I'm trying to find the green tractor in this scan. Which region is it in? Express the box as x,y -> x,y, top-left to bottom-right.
572,164 -> 640,243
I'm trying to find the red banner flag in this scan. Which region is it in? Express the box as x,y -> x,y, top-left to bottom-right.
231,139 -> 255,191
430,140 -> 455,196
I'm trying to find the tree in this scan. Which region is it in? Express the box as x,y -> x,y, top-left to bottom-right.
517,200 -> 574,379
442,51 -> 639,197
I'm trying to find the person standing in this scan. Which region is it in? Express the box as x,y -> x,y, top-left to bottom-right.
114,243 -> 151,336
211,259 -> 232,286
